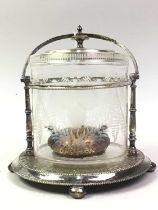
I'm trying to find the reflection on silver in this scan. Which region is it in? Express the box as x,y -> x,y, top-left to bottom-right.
88,173 -> 115,181
9,150 -> 151,186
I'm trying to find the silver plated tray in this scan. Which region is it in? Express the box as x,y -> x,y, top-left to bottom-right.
9,149 -> 155,198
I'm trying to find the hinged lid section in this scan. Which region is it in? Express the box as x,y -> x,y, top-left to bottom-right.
30,48 -> 129,89
30,25 -> 128,66
30,48 -> 128,66
29,26 -> 132,90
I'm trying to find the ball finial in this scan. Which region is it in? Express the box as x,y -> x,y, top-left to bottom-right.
77,25 -> 82,33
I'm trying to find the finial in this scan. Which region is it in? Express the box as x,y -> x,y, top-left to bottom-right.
77,25 -> 83,34
72,25 -> 88,48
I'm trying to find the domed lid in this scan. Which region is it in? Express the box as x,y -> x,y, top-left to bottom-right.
30,26 -> 128,67
29,26 -> 130,90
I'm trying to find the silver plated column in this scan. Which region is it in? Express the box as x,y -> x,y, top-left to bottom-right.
22,76 -> 34,155
128,73 -> 139,156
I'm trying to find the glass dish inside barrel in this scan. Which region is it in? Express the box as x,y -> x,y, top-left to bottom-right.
30,51 -> 128,165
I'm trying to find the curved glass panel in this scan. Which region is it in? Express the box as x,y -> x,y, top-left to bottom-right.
30,58 -> 128,165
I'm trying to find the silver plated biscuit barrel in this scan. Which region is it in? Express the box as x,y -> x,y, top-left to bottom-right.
9,26 -> 156,198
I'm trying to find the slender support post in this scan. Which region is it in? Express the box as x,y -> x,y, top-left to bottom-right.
22,76 -> 34,155
128,73 -> 139,156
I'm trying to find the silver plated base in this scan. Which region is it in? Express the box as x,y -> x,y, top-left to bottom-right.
9,150 -> 156,199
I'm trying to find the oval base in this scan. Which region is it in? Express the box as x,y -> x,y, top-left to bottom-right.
8,150 -> 155,198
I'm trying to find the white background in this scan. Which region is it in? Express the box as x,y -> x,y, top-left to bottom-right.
0,0 -> 158,209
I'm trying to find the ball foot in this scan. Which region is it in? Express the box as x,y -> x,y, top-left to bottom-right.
69,186 -> 86,199
147,162 -> 156,172
8,163 -> 14,173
